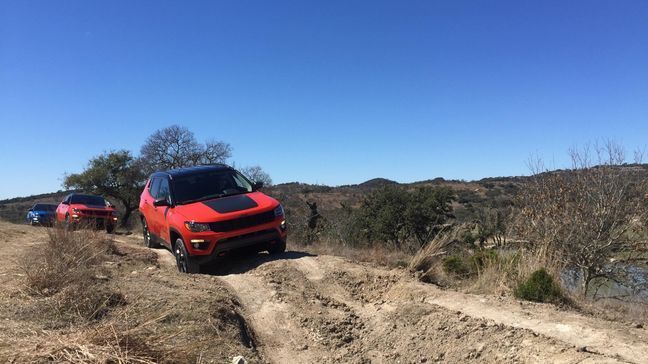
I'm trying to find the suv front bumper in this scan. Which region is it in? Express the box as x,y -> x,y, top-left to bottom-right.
192,228 -> 286,265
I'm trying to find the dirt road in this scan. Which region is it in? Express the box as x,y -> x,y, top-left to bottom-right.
2,220 -> 646,363
141,242 -> 648,364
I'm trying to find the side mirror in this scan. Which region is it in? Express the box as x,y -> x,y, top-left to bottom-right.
253,181 -> 264,191
153,197 -> 170,207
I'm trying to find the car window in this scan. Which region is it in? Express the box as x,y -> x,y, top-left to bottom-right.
173,170 -> 253,204
233,173 -> 251,189
158,178 -> 170,201
149,178 -> 161,198
34,204 -> 56,211
70,195 -> 107,206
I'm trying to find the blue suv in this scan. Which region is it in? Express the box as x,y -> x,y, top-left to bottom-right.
26,203 -> 58,226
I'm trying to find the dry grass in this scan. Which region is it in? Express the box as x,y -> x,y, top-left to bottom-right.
2,223 -> 262,363
21,227 -> 115,296
17,227 -> 124,324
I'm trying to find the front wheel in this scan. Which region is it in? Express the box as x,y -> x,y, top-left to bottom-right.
64,214 -> 72,231
106,224 -> 115,234
174,238 -> 200,274
268,239 -> 286,255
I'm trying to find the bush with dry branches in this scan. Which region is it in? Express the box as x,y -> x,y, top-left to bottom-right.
516,141 -> 648,298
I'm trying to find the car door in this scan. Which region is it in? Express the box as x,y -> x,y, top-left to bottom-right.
56,196 -> 70,222
146,177 -> 162,237
155,177 -> 172,245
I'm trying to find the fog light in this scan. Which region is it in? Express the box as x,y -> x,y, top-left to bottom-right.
190,239 -> 207,249
71,214 -> 79,218
112,217 -> 118,221
280,220 -> 286,231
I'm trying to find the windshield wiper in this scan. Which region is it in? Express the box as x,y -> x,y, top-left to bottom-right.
220,191 -> 249,198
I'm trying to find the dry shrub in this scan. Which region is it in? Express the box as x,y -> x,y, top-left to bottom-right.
22,227 -> 115,295
42,314 -> 172,363
19,226 -> 123,323
408,226 -> 468,284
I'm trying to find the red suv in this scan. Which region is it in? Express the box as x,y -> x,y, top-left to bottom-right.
56,193 -> 118,233
139,165 -> 287,273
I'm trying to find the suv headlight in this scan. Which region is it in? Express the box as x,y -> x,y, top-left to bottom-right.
274,204 -> 284,218
185,221 -> 211,232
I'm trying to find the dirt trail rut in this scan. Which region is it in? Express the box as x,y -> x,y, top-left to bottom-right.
146,246 -> 647,364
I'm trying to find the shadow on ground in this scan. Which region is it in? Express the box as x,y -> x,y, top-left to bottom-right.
201,250 -> 316,276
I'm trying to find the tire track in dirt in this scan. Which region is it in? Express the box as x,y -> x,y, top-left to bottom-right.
125,240 -> 645,363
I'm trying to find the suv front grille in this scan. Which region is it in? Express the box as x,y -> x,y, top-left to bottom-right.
209,210 -> 275,232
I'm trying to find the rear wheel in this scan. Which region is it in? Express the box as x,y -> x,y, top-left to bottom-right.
174,238 -> 200,274
141,218 -> 159,248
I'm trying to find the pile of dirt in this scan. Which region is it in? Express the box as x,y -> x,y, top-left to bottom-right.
220,254 -> 646,363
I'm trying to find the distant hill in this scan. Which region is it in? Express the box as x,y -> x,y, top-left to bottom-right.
357,178 -> 399,188
2,164 -> 647,226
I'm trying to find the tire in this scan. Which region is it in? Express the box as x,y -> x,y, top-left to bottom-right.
268,239 -> 286,255
141,218 -> 159,248
64,214 -> 71,231
106,224 -> 115,234
174,238 -> 200,274
142,217 -> 159,248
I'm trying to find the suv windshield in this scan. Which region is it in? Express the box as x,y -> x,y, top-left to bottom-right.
34,204 -> 56,211
173,170 -> 253,205
70,195 -> 107,206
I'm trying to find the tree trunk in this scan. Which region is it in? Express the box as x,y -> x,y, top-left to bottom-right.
581,267 -> 591,298
120,207 -> 136,228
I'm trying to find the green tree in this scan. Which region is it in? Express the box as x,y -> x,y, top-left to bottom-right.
405,187 -> 456,247
64,150 -> 147,227
356,187 -> 411,249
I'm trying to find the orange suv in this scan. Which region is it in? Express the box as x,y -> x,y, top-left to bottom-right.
56,193 -> 118,233
139,165 -> 286,273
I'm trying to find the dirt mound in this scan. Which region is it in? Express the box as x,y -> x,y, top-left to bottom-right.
220,255 -> 636,363
0,221 -> 262,363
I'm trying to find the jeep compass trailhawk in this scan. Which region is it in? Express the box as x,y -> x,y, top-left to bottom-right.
56,193 -> 119,233
139,165 -> 286,273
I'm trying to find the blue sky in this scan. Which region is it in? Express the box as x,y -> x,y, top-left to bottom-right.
1,1 -> 647,199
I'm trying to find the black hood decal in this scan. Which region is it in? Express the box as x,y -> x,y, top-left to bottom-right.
202,195 -> 258,214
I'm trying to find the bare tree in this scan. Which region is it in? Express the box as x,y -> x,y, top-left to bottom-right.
240,165 -> 273,186
517,141 -> 648,297
140,125 -> 232,173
